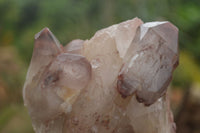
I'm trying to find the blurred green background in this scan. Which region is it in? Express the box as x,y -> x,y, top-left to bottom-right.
0,0 -> 200,133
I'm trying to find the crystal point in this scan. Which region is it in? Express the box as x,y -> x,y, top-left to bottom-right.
118,21 -> 179,105
23,18 -> 178,133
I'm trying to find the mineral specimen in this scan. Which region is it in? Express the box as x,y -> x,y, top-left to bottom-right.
23,17 -> 178,133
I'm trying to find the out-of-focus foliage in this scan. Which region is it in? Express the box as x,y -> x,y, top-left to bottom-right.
0,0 -> 200,132
173,51 -> 200,88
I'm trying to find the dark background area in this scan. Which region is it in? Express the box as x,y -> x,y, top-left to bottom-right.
0,0 -> 200,133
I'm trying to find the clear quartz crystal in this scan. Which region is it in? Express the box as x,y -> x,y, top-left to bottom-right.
23,18 -> 178,133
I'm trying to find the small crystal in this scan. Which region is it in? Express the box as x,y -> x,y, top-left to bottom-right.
64,39 -> 84,54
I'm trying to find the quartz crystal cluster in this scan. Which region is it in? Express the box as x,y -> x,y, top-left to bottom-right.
23,17 -> 178,133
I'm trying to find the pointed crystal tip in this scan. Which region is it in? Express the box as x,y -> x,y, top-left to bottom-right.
34,27 -> 61,50
35,27 -> 50,40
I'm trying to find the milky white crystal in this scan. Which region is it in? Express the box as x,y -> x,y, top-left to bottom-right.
23,17 -> 178,133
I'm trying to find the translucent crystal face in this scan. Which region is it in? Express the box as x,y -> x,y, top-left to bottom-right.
23,18 -> 178,133
117,22 -> 178,105
49,53 -> 91,90
64,39 -> 84,54
23,28 -> 92,123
